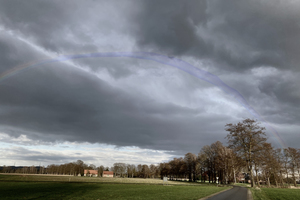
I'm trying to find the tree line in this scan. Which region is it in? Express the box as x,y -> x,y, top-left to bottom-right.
1,119 -> 299,188
158,119 -> 300,188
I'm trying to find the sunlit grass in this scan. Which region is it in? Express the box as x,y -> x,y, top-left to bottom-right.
0,174 -> 198,185
250,187 -> 300,200
0,174 -> 230,200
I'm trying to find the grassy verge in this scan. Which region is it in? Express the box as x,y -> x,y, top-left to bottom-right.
0,174 -> 230,200
250,187 -> 300,200
233,183 -> 251,187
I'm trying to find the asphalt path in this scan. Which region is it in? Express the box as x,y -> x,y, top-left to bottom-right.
206,186 -> 248,200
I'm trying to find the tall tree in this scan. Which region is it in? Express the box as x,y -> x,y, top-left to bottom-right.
159,162 -> 170,179
113,163 -> 127,177
141,165 -> 150,178
184,152 -> 197,182
127,164 -> 136,178
273,149 -> 285,186
200,145 -> 214,183
225,118 -> 267,187
260,143 -> 278,187
149,164 -> 157,178
98,165 -> 104,177
284,147 -> 300,187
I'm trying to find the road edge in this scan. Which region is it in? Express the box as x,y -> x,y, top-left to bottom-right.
247,188 -> 254,200
198,187 -> 233,200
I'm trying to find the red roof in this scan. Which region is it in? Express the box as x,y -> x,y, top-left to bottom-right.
103,171 -> 113,175
84,169 -> 98,174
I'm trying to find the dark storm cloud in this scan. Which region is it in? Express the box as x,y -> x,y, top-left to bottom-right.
0,32 -> 47,74
0,58 -> 224,153
208,0 -> 300,71
0,0 -> 134,78
133,0 -> 300,71
147,0 -> 300,133
0,0 -> 97,53
220,68 -> 300,128
0,21 -> 224,154
131,0 -> 209,56
0,0 -> 299,158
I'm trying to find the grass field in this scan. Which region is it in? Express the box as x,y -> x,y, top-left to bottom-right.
250,187 -> 300,200
0,174 -> 229,200
0,174 -> 199,185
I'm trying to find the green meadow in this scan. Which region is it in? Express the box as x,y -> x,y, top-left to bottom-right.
0,174 -> 228,200
250,187 -> 300,200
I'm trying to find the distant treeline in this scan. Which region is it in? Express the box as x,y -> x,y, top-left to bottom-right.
1,119 -> 299,188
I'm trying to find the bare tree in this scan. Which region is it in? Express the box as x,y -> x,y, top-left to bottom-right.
169,158 -> 183,180
273,149 -> 285,187
98,165 -> 104,177
127,164 -> 136,178
89,164 -> 97,170
184,152 -> 197,182
149,164 -> 157,178
141,165 -> 150,178
113,163 -> 127,177
197,152 -> 207,182
158,162 -> 170,179
260,143 -> 278,187
282,149 -> 291,185
285,147 -> 300,187
226,118 -> 267,187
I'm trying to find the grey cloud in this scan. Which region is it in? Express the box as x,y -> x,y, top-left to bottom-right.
131,0 -> 209,56
0,32 -> 45,74
0,0 -> 299,161
132,0 -> 300,71
221,68 -> 300,126
0,0 -> 135,50
0,58 -> 228,153
0,0 -> 129,68
208,0 -> 300,71
4,147 -> 95,164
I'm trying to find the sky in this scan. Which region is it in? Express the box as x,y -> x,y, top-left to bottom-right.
0,0 -> 300,167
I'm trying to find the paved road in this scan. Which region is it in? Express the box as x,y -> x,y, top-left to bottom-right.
206,186 -> 248,200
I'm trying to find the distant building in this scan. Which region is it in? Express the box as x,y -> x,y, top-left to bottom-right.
237,172 -> 246,183
102,171 -> 114,177
84,169 -> 98,177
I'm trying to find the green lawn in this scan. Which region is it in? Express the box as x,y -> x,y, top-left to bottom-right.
251,187 -> 300,200
0,174 -> 229,200
0,174 -> 197,185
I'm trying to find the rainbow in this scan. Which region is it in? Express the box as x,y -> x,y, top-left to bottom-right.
0,52 -> 286,148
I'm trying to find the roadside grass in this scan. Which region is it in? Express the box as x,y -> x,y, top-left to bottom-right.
250,187 -> 300,200
233,183 -> 251,187
0,174 -> 230,200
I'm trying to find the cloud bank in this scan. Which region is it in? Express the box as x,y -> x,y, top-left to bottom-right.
0,0 -> 299,165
